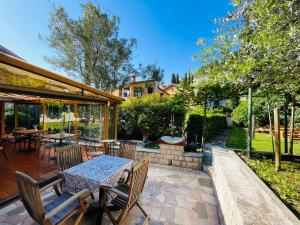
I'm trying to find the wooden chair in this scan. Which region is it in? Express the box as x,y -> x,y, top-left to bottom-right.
84,134 -> 103,159
99,157 -> 150,225
56,145 -> 95,200
13,127 -> 26,151
15,171 -> 90,225
0,138 -> 9,163
103,141 -> 117,156
119,140 -> 137,160
56,145 -> 83,172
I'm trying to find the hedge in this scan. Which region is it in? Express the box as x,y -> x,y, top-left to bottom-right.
118,94 -> 186,141
184,109 -> 226,144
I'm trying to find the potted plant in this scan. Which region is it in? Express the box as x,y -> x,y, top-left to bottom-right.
143,130 -> 149,144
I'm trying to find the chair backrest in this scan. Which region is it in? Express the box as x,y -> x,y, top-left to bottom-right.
56,145 -> 83,172
15,171 -> 45,224
120,158 -> 149,220
104,141 -> 117,156
119,141 -> 137,160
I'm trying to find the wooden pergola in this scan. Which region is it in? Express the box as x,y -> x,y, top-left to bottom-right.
0,52 -> 123,140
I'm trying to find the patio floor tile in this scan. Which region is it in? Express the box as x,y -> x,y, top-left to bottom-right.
0,164 -> 220,225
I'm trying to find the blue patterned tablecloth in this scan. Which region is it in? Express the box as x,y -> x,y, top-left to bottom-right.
63,155 -> 133,193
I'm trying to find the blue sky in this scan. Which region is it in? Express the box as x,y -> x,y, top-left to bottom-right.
0,0 -> 233,83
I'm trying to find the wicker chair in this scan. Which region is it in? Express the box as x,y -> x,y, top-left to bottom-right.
15,171 -> 90,225
119,141 -> 137,160
56,145 -> 83,172
99,157 -> 150,225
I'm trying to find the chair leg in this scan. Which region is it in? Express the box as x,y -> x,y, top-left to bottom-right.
74,212 -> 85,225
48,147 -> 51,161
137,201 -> 150,223
41,148 -> 46,160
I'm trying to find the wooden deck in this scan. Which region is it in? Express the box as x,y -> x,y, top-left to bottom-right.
0,142 -> 58,202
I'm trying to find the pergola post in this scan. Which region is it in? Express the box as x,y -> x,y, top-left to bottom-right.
114,105 -> 118,140
74,104 -> 78,134
14,102 -> 18,129
104,102 -> 109,140
247,87 -> 253,156
41,103 -> 47,130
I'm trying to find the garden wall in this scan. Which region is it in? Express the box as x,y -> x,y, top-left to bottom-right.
210,146 -> 299,225
136,143 -> 202,170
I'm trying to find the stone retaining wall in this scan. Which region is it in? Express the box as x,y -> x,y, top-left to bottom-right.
136,143 -> 202,170
211,146 -> 300,225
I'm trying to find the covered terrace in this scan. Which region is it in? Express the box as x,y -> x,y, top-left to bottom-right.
0,52 -> 123,203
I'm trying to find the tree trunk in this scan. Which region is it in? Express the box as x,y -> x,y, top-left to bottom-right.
274,107 -> 281,171
267,98 -> 274,153
284,94 -> 289,153
289,95 -> 296,157
247,87 -> 253,156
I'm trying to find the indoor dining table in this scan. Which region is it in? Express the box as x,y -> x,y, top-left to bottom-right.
42,133 -> 76,145
14,129 -> 40,151
63,154 -> 133,224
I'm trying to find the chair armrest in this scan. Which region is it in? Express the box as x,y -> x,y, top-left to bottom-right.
44,189 -> 90,220
40,179 -> 64,193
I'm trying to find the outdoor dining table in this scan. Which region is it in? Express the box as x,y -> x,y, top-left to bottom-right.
14,129 -> 41,151
63,154 -> 133,224
42,133 -> 76,145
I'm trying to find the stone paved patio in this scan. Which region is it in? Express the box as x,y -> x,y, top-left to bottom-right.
0,164 -> 220,225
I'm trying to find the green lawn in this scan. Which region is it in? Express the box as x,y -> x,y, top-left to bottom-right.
226,127 -> 300,155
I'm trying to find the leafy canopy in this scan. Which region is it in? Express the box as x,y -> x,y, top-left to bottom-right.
42,2 -> 136,91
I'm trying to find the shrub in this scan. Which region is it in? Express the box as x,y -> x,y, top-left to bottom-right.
232,99 -> 270,127
232,101 -> 248,127
118,94 -> 185,141
183,108 -> 226,145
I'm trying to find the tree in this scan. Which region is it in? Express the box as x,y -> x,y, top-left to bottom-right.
41,2 -> 136,91
139,63 -> 164,82
171,73 -> 176,84
176,74 -> 180,84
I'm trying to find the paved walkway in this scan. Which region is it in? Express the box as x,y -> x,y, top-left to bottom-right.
0,164 -> 220,225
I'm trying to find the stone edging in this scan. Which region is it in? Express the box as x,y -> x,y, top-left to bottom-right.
136,144 -> 203,170
211,146 -> 300,225
229,150 -> 300,224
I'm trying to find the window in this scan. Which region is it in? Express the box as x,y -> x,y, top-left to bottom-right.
134,87 -> 143,98
148,86 -> 154,94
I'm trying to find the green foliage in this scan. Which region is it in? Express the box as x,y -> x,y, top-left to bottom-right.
232,98 -> 272,127
184,107 -> 226,144
246,158 -> 300,216
118,94 -> 186,140
138,63 -> 165,82
225,127 -> 247,150
171,73 -> 180,84
232,101 -> 248,127
42,2 -> 136,90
